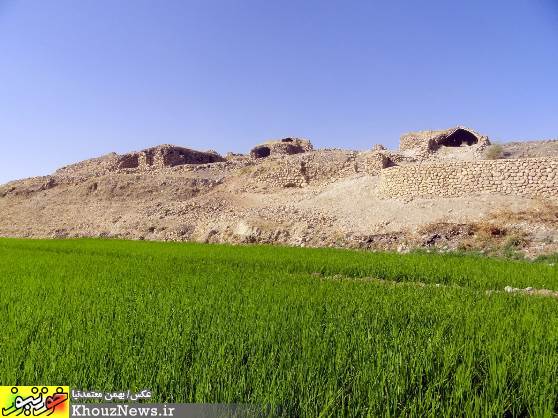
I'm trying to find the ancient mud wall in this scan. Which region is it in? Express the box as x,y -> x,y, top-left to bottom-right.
251,153 -> 348,188
251,151 -> 391,188
377,158 -> 558,199
250,138 -> 313,159
118,146 -> 225,170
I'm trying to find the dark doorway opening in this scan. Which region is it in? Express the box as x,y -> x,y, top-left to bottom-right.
252,146 -> 271,158
440,129 -> 478,147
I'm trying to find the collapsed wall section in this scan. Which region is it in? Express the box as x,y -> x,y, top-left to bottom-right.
250,138 -> 313,159
250,151 -> 365,188
117,145 -> 225,170
399,126 -> 490,158
377,158 -> 558,199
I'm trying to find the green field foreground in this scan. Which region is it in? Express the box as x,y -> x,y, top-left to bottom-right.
1,239 -> 558,416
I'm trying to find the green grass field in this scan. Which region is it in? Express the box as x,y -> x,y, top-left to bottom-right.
1,238 -> 558,416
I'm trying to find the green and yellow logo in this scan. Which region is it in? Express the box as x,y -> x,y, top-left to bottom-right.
0,387 -> 69,417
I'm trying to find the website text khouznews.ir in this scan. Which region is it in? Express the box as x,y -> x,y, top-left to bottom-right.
71,404 -> 174,417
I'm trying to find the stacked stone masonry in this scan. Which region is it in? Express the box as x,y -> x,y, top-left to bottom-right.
377,158 -> 558,199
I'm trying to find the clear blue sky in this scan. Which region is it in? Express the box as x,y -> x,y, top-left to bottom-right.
1,0 -> 557,184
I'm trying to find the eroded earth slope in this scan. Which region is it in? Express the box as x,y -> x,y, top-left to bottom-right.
1,131 -> 557,257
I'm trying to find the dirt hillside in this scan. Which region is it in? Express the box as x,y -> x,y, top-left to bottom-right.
1,130 -> 557,257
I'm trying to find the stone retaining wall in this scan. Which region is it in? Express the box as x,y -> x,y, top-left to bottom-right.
377,158 -> 558,199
